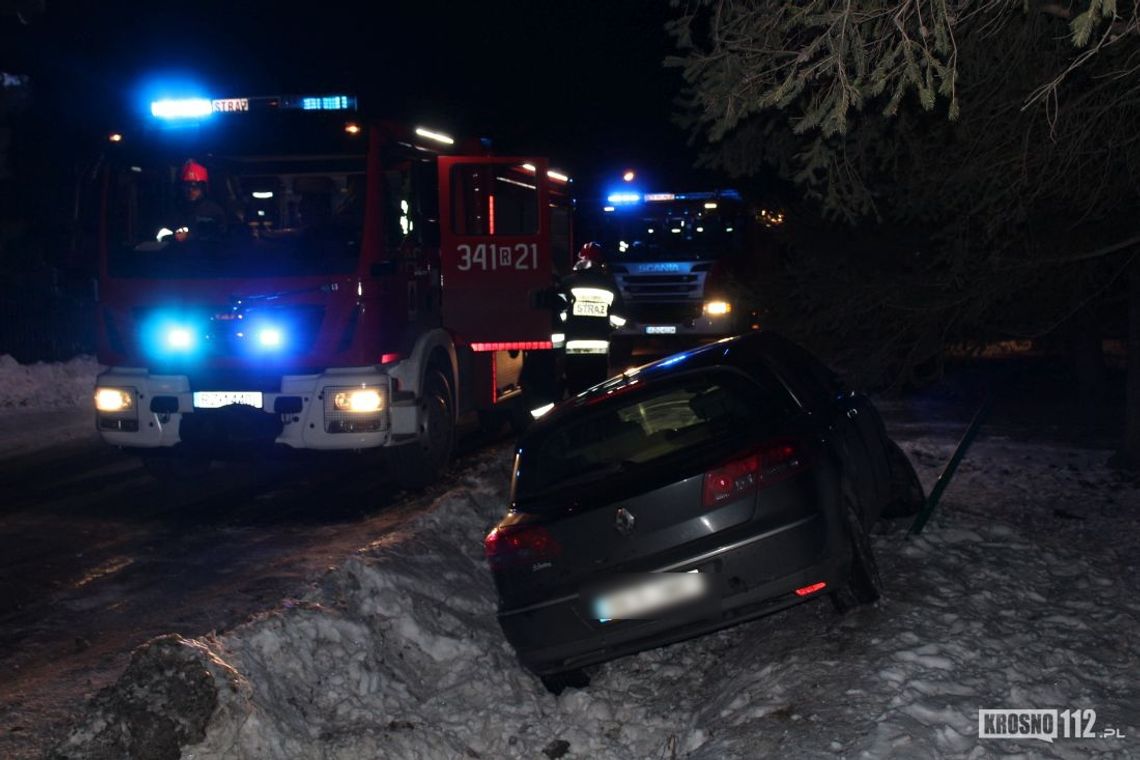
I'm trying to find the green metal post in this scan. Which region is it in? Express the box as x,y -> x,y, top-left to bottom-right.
908,393 -> 994,536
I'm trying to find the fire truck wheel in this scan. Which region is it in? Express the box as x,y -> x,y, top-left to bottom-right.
390,371 -> 454,490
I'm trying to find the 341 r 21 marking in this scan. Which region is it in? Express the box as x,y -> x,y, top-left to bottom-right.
456,243 -> 539,271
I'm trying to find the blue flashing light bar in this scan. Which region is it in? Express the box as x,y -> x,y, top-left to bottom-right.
151,98 -> 213,120
149,93 -> 358,121
298,94 -> 355,111
672,190 -> 743,201
635,189 -> 744,203
607,192 -> 641,205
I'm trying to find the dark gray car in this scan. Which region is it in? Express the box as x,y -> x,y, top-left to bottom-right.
484,331 -> 922,691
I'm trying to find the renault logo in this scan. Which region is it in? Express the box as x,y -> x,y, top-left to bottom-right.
614,507 -> 636,536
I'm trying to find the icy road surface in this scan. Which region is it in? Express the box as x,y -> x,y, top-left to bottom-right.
54,430 -> 1140,758
0,353 -> 518,759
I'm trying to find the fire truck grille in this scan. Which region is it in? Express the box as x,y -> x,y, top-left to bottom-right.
616,272 -> 705,302
207,305 -> 325,356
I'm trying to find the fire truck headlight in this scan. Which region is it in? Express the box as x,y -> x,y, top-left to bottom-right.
609,314 -> 627,328
703,300 -> 732,317
324,385 -> 388,433
95,387 -> 134,413
333,387 -> 384,413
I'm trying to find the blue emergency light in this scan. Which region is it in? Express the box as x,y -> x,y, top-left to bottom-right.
150,98 -> 213,120
141,313 -> 203,360
149,93 -> 358,122
298,95 -> 354,111
257,327 -> 283,347
606,192 -> 641,205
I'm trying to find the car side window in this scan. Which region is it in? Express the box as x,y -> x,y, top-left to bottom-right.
755,336 -> 840,413
732,356 -> 799,416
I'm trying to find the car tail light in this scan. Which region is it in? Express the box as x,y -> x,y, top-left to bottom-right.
484,524 -> 562,570
702,439 -> 808,508
795,581 -> 827,596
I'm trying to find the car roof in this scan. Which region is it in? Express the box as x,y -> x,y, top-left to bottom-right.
531,331 -> 780,431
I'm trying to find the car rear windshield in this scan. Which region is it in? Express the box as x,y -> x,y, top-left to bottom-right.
513,369 -> 791,509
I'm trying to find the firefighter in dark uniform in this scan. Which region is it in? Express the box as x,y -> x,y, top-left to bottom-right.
560,242 -> 627,393
156,159 -> 228,243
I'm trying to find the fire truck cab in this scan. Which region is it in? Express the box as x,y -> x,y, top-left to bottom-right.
91,94 -> 572,486
591,186 -> 750,365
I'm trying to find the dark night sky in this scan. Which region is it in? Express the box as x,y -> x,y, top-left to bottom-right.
2,0 -> 713,198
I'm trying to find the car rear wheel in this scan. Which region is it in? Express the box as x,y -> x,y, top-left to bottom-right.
881,439 -> 926,519
389,371 -> 453,491
831,501 -> 883,613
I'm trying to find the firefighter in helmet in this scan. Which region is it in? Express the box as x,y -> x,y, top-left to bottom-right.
560,242 -> 627,392
156,159 -> 228,243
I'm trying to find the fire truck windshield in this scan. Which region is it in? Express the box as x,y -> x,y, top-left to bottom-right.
597,200 -> 745,262
105,155 -> 366,279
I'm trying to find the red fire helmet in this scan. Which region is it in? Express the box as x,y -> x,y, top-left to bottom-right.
180,159 -> 209,184
575,241 -> 605,270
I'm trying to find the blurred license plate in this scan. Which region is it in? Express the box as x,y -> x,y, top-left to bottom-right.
645,325 -> 677,335
193,391 -> 263,409
573,301 -> 608,317
592,571 -> 708,621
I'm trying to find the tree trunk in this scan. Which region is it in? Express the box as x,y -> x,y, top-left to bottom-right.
1122,256 -> 1140,467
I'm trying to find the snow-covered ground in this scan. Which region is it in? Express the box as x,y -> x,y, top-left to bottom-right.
2,356 -> 1136,757
50,428 -> 1139,758
0,354 -> 101,457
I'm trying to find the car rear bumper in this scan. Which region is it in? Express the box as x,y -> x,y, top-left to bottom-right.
498,513 -> 843,675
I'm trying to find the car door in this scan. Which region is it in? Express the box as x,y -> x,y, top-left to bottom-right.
838,390 -> 892,519
754,335 -> 882,523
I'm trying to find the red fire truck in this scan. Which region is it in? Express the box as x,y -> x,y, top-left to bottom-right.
90,93 -> 573,486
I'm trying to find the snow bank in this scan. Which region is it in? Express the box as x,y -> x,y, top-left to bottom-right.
52,461 -> 684,759
52,436 -> 1139,759
0,354 -> 100,410
0,355 -> 101,458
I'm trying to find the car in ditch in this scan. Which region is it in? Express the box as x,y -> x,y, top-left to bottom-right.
483,331 -> 923,691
